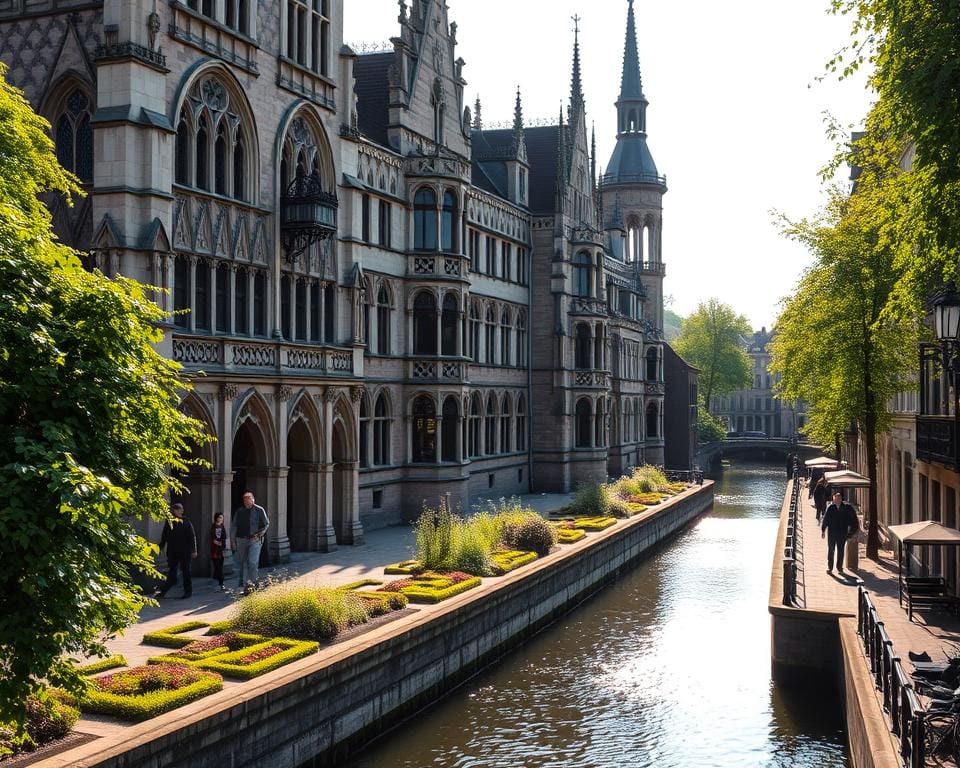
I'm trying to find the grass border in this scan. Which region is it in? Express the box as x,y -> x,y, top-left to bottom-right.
82,667 -> 223,721
78,655 -> 127,676
142,621 -> 210,648
383,559 -> 422,575
196,638 -> 319,680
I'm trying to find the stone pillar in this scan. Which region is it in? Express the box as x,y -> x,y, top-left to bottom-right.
341,460 -> 364,545
319,462 -> 337,550
214,470 -> 236,576
265,466 -> 291,563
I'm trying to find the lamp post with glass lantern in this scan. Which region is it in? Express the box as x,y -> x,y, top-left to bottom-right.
929,283 -> 960,469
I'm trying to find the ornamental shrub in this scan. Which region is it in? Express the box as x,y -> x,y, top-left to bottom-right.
78,655 -> 127,675
509,517 -> 557,556
415,497 -> 457,572
82,665 -> 222,721
0,690 -> 80,758
230,584 -> 368,641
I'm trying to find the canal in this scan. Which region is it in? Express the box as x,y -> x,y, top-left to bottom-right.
344,463 -> 848,768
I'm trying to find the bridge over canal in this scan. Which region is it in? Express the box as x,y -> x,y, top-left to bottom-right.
696,438 -> 822,471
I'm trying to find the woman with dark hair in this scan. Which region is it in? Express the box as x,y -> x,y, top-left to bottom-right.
210,511 -> 229,591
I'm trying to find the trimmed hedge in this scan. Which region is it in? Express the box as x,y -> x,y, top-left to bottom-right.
356,591 -> 409,617
206,620 -> 234,636
490,550 -> 538,574
196,638 -> 319,680
624,503 -> 648,516
628,493 -> 663,506
555,527 -> 586,544
82,665 -> 223,721
383,559 -> 422,575
142,621 -> 210,648
569,516 -> 617,531
380,572 -> 481,604
78,655 -> 127,675
0,691 -> 80,760
337,579 -> 384,590
146,633 -> 266,665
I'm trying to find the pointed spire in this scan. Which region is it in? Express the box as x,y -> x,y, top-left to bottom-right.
570,14 -> 584,114
472,96 -> 483,130
512,86 -> 527,161
556,104 -> 567,212
621,0 -> 643,99
590,123 -> 597,187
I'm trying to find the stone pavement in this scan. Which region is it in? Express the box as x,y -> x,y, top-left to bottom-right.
797,482 -> 960,663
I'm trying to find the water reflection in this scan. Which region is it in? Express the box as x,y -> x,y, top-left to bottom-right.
344,463 -> 848,768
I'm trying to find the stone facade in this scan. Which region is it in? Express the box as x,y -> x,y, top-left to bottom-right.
0,0 -> 672,572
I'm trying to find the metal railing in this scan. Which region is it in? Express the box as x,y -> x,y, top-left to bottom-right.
664,469 -> 704,485
782,469 -> 801,606
858,586 -> 928,767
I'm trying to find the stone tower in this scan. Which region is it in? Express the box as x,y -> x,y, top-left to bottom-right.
601,0 -> 667,333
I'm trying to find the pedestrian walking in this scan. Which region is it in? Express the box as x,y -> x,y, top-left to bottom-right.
785,453 -> 795,479
813,477 -> 830,522
210,512 -> 229,591
821,492 -> 860,576
157,503 -> 198,599
231,491 -> 269,593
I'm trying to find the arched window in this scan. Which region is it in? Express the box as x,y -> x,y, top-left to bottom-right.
575,399 -> 592,448
54,88 -> 94,183
646,347 -> 659,381
414,188 -> 438,251
516,310 -> 527,367
377,286 -> 391,355
214,121 -> 228,195
500,309 -> 511,366
485,396 -> 497,454
469,303 -> 481,363
575,323 -> 592,370
233,126 -> 246,201
516,396 -> 527,451
413,292 -> 437,355
412,396 -> 437,463
470,393 -> 482,457
624,400 -> 633,442
175,116 -> 191,185
374,394 -> 391,466
573,251 -> 591,297
634,398 -> 642,441
441,293 -> 458,356
594,324 -> 605,371
500,396 -> 511,453
646,401 -> 659,438
359,398 -> 370,468
595,399 -> 606,447
235,268 -> 249,334
485,306 -> 496,364
195,114 -> 210,190
441,396 -> 459,462
441,190 -> 457,251
173,256 -> 190,328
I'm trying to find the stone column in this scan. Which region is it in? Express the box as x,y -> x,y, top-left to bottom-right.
217,383 -> 239,575
265,465 -> 291,563
342,460 -> 364,545
318,462 -> 337,550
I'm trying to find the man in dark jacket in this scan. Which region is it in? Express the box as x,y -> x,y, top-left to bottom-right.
157,503 -> 198,599
231,491 -> 269,592
821,492 -> 860,575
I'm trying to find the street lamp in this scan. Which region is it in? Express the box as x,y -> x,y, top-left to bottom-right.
926,282 -> 960,469
933,282 -> 960,343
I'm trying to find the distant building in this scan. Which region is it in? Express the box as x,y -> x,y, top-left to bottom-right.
711,327 -> 807,437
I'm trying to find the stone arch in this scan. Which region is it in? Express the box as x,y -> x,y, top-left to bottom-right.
231,390 -> 276,513
171,394 -> 218,571
276,102 -> 336,197
287,392 -> 323,552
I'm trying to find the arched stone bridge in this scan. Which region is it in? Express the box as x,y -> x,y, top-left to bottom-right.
695,438 -> 822,470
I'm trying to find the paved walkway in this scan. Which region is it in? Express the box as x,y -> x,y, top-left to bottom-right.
76,492 -> 573,738
797,482 -> 960,662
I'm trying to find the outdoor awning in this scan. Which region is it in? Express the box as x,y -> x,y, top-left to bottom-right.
888,521 -> 960,545
823,469 -> 872,488
805,456 -> 839,468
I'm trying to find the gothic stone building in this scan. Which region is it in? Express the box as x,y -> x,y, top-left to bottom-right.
0,0 -> 670,573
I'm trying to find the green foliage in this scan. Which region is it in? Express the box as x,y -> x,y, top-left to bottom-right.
194,638 -> 319,680
697,393 -> 728,443
555,516 -> 618,531
379,572 -> 482,604
82,665 -> 222,722
414,497 -> 456,572
230,585 -> 370,642
356,591 -> 408,617
142,621 -> 210,649
383,560 -> 423,575
567,483 -> 609,517
554,526 -> 587,544
673,299 -> 753,410
503,516 -> 557,556
0,66 -> 209,728
490,550 -> 539,574
146,633 -> 266,664
336,579 -> 384,591
205,620 -> 234,636
77,655 -> 127,676
0,690 -> 79,759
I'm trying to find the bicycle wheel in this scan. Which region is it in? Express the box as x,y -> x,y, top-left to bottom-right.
924,713 -> 957,767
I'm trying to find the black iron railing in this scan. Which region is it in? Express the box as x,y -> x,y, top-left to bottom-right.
782,470 -> 801,606
858,586 -> 928,767
917,414 -> 958,470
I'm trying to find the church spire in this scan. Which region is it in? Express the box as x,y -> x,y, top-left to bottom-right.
512,86 -> 527,162
472,95 -> 483,130
570,14 -> 584,115
621,0 -> 643,99
556,104 -> 567,212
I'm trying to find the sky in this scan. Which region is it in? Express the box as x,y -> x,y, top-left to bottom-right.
344,1 -> 875,331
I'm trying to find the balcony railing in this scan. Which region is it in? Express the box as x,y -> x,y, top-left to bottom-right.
408,357 -> 468,384
916,414 -> 957,469
573,370 -> 609,389
172,335 -> 354,377
280,172 -> 338,262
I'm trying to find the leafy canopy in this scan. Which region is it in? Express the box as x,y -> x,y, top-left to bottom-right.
0,65 -> 208,728
673,298 -> 752,412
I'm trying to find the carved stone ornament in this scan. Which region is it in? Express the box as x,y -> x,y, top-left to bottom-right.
202,79 -> 228,113
351,385 -> 365,404
276,385 -> 294,402
147,12 -> 160,50
324,387 -> 342,404
219,384 -> 240,402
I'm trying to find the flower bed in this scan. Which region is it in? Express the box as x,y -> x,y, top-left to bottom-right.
551,523 -> 587,544
624,502 -> 648,516
146,632 -> 266,665
194,638 -> 319,680
628,493 -> 663,506
356,591 -> 408,617
0,691 -> 80,760
384,559 -> 422,575
379,571 -> 481,603
142,621 -> 210,648
82,664 -> 222,721
78,655 -> 127,675
490,550 -> 538,574
555,516 -> 617,531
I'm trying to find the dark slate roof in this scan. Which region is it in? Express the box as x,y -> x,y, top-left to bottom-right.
604,133 -> 661,185
523,125 -> 561,214
470,128 -> 514,199
353,53 -> 392,148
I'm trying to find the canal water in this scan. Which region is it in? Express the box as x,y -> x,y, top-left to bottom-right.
344,463 -> 849,768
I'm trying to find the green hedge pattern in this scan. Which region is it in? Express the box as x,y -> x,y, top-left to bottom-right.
146,633 -> 267,664
381,573 -> 482,604
142,621 -> 210,648
555,527 -> 587,544
78,655 -> 127,675
490,550 -> 538,574
82,666 -> 223,721
196,638 -> 319,680
383,559 -> 422,575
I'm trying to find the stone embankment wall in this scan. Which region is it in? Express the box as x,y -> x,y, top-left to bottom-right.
50,484 -> 713,768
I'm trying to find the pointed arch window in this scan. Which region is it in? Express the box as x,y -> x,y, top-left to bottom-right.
500,309 -> 511,366
233,127 -> 247,201
646,346 -> 659,381
54,88 -> 93,183
412,396 -> 437,463
377,286 -> 392,355
516,396 -> 527,451
469,394 -> 482,457
374,394 -> 391,466
500,397 -> 511,454
196,115 -> 210,191
575,323 -> 592,370
516,310 -> 527,367
575,399 -> 592,448
646,401 -> 659,439
485,397 -> 497,455
485,306 -> 496,364
595,399 -> 606,447
359,397 -> 370,468
469,303 -> 481,363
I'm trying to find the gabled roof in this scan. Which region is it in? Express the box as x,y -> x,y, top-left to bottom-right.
353,52 -> 393,148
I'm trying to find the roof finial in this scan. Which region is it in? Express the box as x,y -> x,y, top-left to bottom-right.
570,14 -> 584,116
472,95 -> 482,130
511,86 -> 528,162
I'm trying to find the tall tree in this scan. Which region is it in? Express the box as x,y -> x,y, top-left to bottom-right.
770,123 -> 916,560
673,298 -> 752,413
0,66 -> 207,727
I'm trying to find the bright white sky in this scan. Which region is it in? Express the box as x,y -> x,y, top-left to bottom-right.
344,1 -> 875,331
